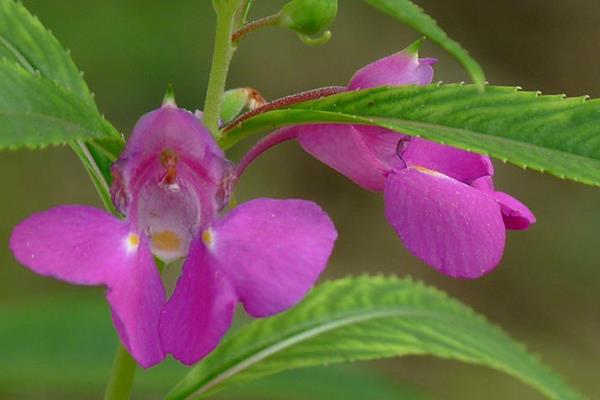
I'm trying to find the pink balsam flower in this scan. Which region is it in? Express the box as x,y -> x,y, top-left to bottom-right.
10,101 -> 337,367
239,44 -> 535,279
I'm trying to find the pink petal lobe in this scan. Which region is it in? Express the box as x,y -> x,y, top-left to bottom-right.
494,191 -> 536,230
9,205 -> 166,367
384,168 -> 506,278
471,177 -> 536,230
108,236 -> 166,368
160,237 -> 237,365
10,206 -> 129,284
209,199 -> 337,317
348,52 -> 435,90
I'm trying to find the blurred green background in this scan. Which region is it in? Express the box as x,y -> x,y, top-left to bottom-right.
1,0 -> 600,399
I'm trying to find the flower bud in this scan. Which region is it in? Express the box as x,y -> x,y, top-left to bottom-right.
220,87 -> 266,125
279,0 -> 337,43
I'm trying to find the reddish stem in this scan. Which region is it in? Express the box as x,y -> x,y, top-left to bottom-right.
232,14 -> 281,43
222,86 -> 346,133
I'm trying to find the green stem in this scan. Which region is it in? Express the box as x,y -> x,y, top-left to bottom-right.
235,0 -> 253,27
69,141 -> 117,214
104,344 -> 138,400
203,0 -> 242,137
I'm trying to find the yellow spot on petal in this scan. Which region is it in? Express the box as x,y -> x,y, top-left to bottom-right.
152,230 -> 182,252
202,228 -> 215,249
412,165 -> 449,179
126,233 -> 140,252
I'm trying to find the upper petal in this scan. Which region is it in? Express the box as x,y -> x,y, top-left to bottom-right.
296,124 -> 397,191
9,206 -> 166,367
207,198 -> 337,317
117,105 -> 223,180
159,236 -> 237,365
111,105 -> 229,219
348,51 -> 435,90
401,138 -> 494,183
384,168 -> 506,278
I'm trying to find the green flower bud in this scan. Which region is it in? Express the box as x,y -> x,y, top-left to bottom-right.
279,0 -> 337,39
220,87 -> 266,125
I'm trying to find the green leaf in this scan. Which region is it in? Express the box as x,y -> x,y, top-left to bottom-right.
0,0 -> 94,105
0,1 -> 123,149
222,84 -> 600,187
168,276 -> 582,400
0,0 -> 124,205
223,366 -> 429,400
0,294 -> 425,399
360,0 -> 485,89
0,61 -> 118,149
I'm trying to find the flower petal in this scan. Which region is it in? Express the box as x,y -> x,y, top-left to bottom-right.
111,105 -> 229,218
296,124 -> 394,191
208,199 -> 337,317
118,105 -> 223,178
348,52 -> 435,90
401,138 -> 494,183
10,206 -> 129,284
160,237 -> 237,365
9,206 -> 166,367
384,168 -> 506,278
108,235 -> 166,368
471,177 -> 536,230
494,191 -> 536,230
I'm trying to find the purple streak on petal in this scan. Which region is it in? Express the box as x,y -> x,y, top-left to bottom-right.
384,168 -> 506,278
348,52 -> 436,90
9,205 -> 166,367
160,237 -> 237,365
494,191 -> 536,230
401,138 -> 494,183
297,124 -> 394,191
210,199 -> 337,317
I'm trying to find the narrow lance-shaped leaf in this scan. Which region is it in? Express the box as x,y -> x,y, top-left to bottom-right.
0,0 -> 94,105
168,276 -> 582,400
2,295 -> 423,400
0,61 -> 118,150
0,0 -> 124,201
361,0 -> 485,89
222,84 -> 600,187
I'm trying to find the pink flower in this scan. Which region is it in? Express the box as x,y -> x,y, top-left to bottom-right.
10,103 -> 337,367
238,45 -> 535,279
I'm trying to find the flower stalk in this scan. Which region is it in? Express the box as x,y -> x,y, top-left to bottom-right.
103,344 -> 137,400
203,0 -> 242,137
